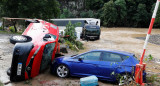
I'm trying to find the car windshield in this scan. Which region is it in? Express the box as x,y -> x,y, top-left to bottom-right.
86,27 -> 100,35
50,34 -> 57,39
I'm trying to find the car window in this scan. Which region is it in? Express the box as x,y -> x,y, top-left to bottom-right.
40,43 -> 55,72
102,52 -> 122,62
121,55 -> 130,60
79,52 -> 101,61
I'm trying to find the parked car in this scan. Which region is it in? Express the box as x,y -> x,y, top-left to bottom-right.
80,24 -> 101,40
8,20 -> 60,81
50,50 -> 146,85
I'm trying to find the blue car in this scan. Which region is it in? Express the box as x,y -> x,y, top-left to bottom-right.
50,50 -> 146,85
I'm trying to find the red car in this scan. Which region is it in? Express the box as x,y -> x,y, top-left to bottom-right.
8,20 -> 60,81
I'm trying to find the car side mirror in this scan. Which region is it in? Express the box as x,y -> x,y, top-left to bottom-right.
78,57 -> 83,61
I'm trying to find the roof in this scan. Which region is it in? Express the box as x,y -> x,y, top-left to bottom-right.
50,18 -> 99,21
90,49 -> 134,56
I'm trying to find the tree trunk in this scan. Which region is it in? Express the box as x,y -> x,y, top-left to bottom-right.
11,20 -> 17,32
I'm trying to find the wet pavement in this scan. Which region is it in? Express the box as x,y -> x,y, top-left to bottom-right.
0,28 -> 160,86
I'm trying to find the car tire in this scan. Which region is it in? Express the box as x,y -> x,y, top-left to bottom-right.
118,74 -> 134,86
56,64 -> 69,78
97,35 -> 100,40
7,67 -> 11,76
10,35 -> 32,44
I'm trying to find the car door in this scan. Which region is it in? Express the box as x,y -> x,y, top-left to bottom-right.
69,51 -> 102,76
40,42 -> 56,72
97,52 -> 122,80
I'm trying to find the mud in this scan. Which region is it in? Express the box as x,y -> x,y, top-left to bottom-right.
0,28 -> 160,86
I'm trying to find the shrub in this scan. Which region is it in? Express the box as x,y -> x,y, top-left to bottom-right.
146,74 -> 159,83
0,27 -> 2,30
65,41 -> 78,51
75,41 -> 84,49
9,26 -> 15,32
80,10 -> 95,18
60,8 -> 75,18
64,21 -> 84,51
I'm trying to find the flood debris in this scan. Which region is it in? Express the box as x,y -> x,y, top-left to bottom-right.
136,34 -> 160,45
4,81 -> 11,85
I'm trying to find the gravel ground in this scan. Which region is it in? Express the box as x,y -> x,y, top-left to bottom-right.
136,34 -> 160,45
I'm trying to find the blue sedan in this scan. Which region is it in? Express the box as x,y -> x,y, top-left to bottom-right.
50,50 -> 146,85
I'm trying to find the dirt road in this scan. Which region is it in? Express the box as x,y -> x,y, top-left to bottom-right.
0,28 -> 160,86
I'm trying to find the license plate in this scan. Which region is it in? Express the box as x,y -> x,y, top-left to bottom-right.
17,63 -> 22,75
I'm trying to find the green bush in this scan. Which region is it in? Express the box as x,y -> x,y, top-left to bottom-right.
60,8 -> 75,18
65,40 -> 84,51
64,21 -> 84,51
75,41 -> 84,49
0,27 -> 2,30
146,74 -> 159,83
9,26 -> 15,32
80,10 -> 95,18
65,41 -> 78,51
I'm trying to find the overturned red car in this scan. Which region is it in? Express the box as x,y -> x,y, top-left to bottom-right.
8,20 -> 60,81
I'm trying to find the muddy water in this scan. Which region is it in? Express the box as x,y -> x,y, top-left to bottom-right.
80,28 -> 160,60
0,28 -> 160,86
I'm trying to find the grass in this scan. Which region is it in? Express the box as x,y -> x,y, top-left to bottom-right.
0,30 -> 22,35
146,74 -> 160,85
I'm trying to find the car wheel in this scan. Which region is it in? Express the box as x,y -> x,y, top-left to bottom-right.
97,35 -> 100,40
10,35 -> 32,44
118,74 -> 134,86
56,64 -> 69,78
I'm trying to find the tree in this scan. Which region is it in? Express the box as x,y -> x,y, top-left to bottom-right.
115,0 -> 127,26
101,0 -> 118,27
60,8 -> 75,18
133,4 -> 150,27
80,10 -> 95,18
1,0 -> 60,32
64,21 -> 81,43
1,0 -> 60,19
151,3 -> 160,27
64,21 -> 83,51
85,0 -> 104,10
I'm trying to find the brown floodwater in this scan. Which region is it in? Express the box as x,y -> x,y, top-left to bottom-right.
0,28 -> 160,86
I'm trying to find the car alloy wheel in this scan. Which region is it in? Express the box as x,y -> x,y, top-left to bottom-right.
119,75 -> 133,86
12,35 -> 27,41
56,65 -> 69,78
